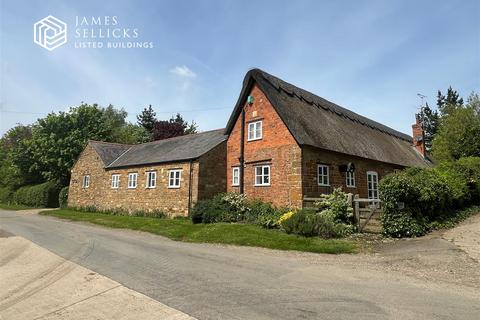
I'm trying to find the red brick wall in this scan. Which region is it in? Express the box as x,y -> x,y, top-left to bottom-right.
198,141 -> 227,200
302,146 -> 404,199
226,84 -> 303,208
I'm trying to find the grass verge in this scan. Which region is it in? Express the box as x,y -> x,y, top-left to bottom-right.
0,203 -> 36,210
40,209 -> 356,254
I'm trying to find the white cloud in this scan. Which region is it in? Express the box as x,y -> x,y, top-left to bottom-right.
169,65 -> 197,79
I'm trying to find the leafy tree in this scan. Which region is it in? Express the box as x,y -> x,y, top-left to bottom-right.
136,105 -> 157,135
152,120 -> 185,141
21,104 -> 128,185
115,124 -> 151,144
419,102 -> 439,152
437,86 -> 464,116
0,125 -> 42,188
432,100 -> 480,162
467,92 -> 480,115
170,113 -> 198,134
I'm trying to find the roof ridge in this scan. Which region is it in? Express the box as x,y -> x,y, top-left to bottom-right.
251,68 -> 412,142
137,128 -> 226,146
89,140 -> 132,146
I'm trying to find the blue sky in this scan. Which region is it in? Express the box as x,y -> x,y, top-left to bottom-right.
1,0 -> 479,136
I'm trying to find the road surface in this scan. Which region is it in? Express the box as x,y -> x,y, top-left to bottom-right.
1,209 -> 479,320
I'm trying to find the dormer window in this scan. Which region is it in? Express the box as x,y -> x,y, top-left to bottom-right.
248,121 -> 262,141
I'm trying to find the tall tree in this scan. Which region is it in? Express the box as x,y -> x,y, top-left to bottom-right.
136,105 -> 157,135
170,113 -> 198,134
437,86 -> 464,116
152,121 -> 185,141
432,96 -> 480,161
419,102 -> 439,152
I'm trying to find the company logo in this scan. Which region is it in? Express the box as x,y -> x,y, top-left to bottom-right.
34,15 -> 67,51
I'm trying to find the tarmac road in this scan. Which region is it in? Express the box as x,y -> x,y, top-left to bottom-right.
1,209 -> 479,320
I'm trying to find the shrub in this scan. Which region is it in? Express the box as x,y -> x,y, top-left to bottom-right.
13,181 -> 61,207
189,193 -> 249,224
246,199 -> 286,228
280,209 -> 353,238
381,209 -> 428,238
380,157 -> 480,237
59,186 -> 69,208
189,193 -> 287,226
0,187 -> 13,204
314,188 -> 354,224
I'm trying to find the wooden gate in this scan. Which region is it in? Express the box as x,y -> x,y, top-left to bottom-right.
353,195 -> 383,233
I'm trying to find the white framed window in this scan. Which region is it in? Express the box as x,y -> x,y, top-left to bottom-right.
254,165 -> 270,186
367,171 -> 379,200
168,169 -> 182,188
111,174 -> 120,189
346,171 -> 355,188
232,167 -> 240,186
247,120 -> 262,141
127,172 -> 138,189
317,164 -> 330,186
82,175 -> 90,188
146,171 -> 156,188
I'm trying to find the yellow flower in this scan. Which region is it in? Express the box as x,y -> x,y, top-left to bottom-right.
278,211 -> 296,225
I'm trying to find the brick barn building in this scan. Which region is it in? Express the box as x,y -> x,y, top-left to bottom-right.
225,69 -> 431,208
68,129 -> 227,215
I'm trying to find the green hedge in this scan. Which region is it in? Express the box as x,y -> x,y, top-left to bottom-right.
59,186 -> 69,208
380,157 -> 480,237
13,181 -> 61,208
0,187 -> 14,204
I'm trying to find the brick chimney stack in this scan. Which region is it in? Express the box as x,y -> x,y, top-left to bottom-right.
412,113 -> 426,157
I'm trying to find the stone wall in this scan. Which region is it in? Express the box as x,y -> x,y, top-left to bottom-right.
68,143 -> 203,216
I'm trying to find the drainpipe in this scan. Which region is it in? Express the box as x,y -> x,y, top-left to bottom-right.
187,159 -> 193,216
239,106 -> 245,194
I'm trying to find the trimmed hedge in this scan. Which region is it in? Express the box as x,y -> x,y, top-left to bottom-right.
380,157 -> 480,237
13,181 -> 61,208
59,186 -> 69,208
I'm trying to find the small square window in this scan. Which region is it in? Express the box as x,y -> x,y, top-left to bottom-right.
168,170 -> 182,188
247,121 -> 262,141
111,174 -> 120,189
146,171 -> 156,188
346,171 -> 355,188
82,175 -> 90,188
128,173 -> 138,189
317,165 -> 329,186
254,165 -> 270,186
232,167 -> 240,186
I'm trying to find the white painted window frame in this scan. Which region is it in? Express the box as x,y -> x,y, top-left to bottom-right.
367,171 -> 379,200
346,171 -> 355,188
146,171 -> 157,189
82,175 -> 90,188
127,172 -> 138,189
168,169 -> 182,188
317,164 -> 330,186
232,167 -> 240,186
254,165 -> 270,186
111,174 -> 120,189
247,120 -> 262,141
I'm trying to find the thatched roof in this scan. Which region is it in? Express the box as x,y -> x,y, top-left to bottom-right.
92,129 -> 227,169
225,69 -> 430,167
